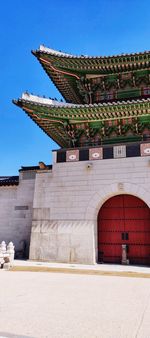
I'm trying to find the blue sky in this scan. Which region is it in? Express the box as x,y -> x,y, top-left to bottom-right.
1,0 -> 150,175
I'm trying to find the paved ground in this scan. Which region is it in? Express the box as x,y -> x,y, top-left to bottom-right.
0,269 -> 150,338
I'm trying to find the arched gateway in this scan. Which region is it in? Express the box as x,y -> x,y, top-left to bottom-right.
98,194 -> 150,265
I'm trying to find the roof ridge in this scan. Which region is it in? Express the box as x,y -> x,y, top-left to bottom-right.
35,45 -> 150,59
16,94 -> 150,109
21,93 -> 71,107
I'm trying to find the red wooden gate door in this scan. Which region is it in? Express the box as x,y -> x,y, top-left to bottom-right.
98,194 -> 150,265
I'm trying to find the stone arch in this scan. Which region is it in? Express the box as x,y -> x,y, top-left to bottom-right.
84,183 -> 150,264
84,182 -> 150,221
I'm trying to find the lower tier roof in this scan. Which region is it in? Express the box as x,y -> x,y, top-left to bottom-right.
13,93 -> 150,148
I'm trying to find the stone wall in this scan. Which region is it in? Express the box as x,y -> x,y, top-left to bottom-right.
0,172 -> 35,257
29,155 -> 150,264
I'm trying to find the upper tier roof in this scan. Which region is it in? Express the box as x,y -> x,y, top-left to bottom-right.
32,46 -> 150,104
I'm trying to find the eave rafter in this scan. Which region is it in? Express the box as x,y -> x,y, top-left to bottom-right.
33,47 -> 150,73
33,52 -> 82,104
14,97 -> 150,121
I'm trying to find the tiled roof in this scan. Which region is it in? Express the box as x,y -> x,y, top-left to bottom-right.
19,165 -> 52,172
0,176 -> 19,186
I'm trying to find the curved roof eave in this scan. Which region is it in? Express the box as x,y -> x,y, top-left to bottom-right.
14,93 -> 150,109
34,45 -> 150,60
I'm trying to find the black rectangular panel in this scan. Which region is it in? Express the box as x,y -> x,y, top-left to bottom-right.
57,151 -> 66,163
15,206 -> 29,210
125,233 -> 129,240
103,147 -> 113,159
79,149 -> 89,161
126,144 -> 140,157
122,233 -> 125,240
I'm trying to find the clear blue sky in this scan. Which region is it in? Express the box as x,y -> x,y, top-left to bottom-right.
1,0 -> 150,175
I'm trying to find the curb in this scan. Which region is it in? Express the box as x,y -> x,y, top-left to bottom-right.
11,265 -> 150,278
